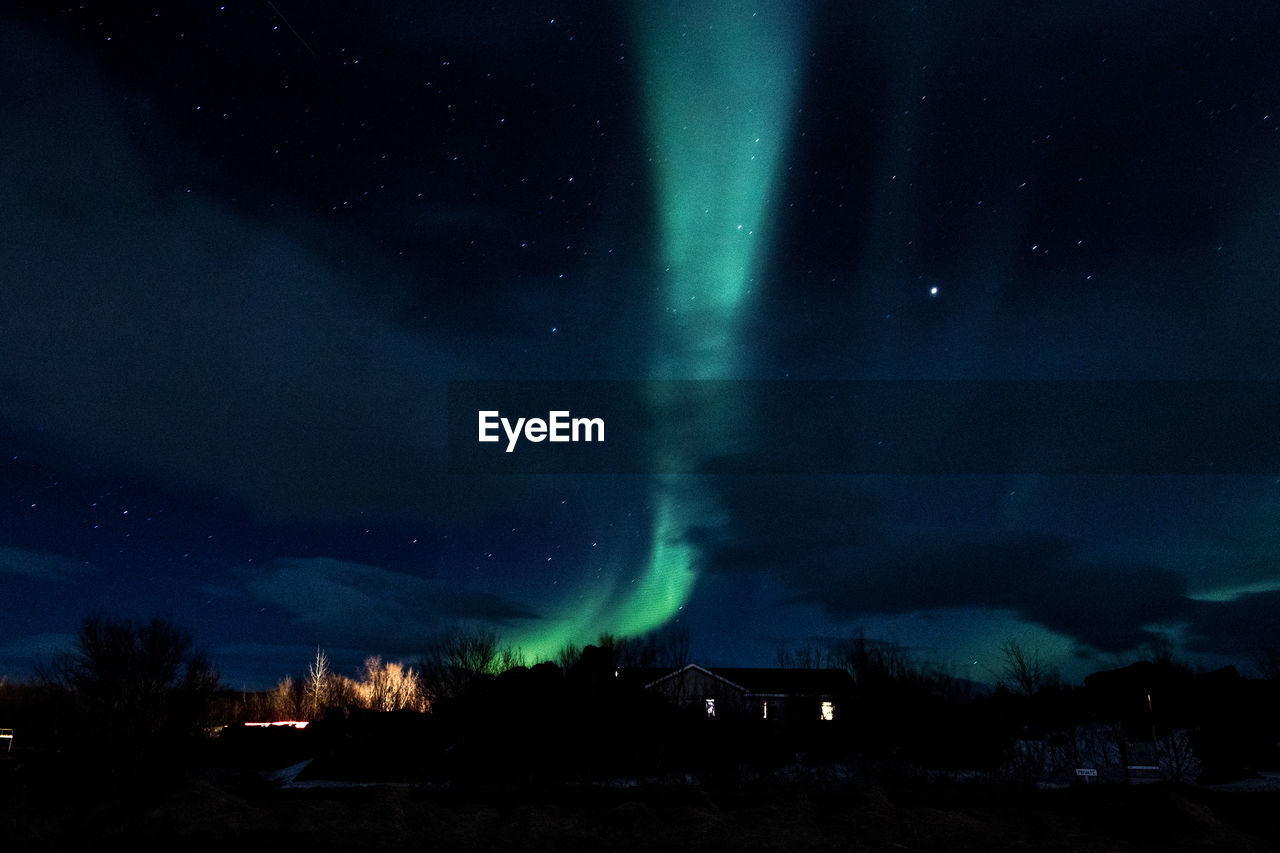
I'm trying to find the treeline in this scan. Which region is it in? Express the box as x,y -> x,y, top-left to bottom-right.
0,616 -> 221,786
4,615 -> 1280,789
785,635 -> 1280,783
220,627 -> 1280,785
223,625 -> 692,723
0,616 -> 698,785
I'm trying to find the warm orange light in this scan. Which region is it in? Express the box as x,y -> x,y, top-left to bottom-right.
820,701 -> 834,721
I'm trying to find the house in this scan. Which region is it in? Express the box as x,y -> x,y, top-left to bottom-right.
640,664 -> 853,723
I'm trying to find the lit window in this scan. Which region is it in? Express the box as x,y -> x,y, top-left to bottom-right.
820,701 -> 834,721
705,698 -> 716,718
762,701 -> 768,720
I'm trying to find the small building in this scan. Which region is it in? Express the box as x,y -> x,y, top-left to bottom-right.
642,664 -> 853,723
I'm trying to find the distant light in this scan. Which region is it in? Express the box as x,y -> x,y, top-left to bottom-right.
929,286 -> 939,296
246,720 -> 309,729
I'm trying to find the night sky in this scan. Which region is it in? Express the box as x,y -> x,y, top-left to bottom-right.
4,0 -> 1280,689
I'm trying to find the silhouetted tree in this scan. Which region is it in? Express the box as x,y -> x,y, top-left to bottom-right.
612,624 -> 691,669
49,615 -> 221,777
776,638 -> 832,669
1146,631 -> 1175,665
834,632 -> 916,688
996,638 -> 1059,697
1254,646 -> 1280,681
418,626 -> 513,703
556,641 -> 582,670
495,644 -> 526,673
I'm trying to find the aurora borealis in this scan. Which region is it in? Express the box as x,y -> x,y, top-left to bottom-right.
4,0 -> 1280,688
599,0 -> 805,651
504,0 -> 809,655
636,0 -> 804,373
490,0 -> 805,657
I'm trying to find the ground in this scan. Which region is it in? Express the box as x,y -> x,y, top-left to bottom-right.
2,774 -> 1278,851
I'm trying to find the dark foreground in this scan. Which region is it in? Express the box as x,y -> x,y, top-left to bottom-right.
2,776 -> 1277,852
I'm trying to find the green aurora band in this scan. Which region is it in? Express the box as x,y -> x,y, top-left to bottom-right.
637,0 -> 806,380
509,1 -> 805,661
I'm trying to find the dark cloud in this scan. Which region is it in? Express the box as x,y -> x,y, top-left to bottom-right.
686,478 -> 881,583
1183,590 -> 1280,659
0,23 -> 658,528
687,475 -> 1199,654
806,537 -> 1193,653
0,632 -> 75,676
234,557 -> 540,653
0,30 -> 485,523
0,547 -> 90,582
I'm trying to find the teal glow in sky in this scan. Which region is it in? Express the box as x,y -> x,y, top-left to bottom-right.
636,0 -> 806,380
508,2 -> 807,656
632,0 -> 804,633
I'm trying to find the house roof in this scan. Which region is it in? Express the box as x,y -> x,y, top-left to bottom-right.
638,663 -> 853,697
642,663 -> 749,693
